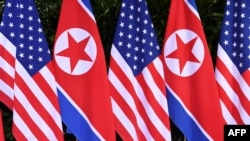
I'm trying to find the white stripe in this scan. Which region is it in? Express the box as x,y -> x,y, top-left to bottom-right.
109,46 -> 154,140
40,66 -> 63,131
220,100 -> 237,124
0,57 -> 15,78
111,98 -> 138,141
0,33 -> 16,57
216,44 -> 250,100
0,57 -> 15,101
78,0 -> 95,21
108,68 -> 153,140
0,79 -> 14,100
13,110 -> 38,141
184,0 -> 200,20
0,33 -> 16,101
142,63 -> 171,140
151,58 -> 170,115
14,84 -> 57,140
15,61 -> 61,124
56,83 -> 105,140
215,68 -> 250,124
166,83 -> 213,140
110,45 -> 169,140
154,57 -> 165,80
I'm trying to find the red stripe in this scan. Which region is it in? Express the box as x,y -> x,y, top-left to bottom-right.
110,84 -> 142,140
0,44 -> 15,65
0,92 -> 13,109
242,70 -> 250,86
32,71 -> 63,140
13,100 -> 49,140
146,62 -> 171,129
110,56 -> 170,140
0,69 -> 14,89
113,114 -> 134,141
136,73 -> 166,140
216,57 -> 250,115
0,69 -> 14,109
33,66 -> 60,113
109,57 -> 146,140
217,82 -> 244,124
12,123 -> 28,141
0,44 -> 15,109
147,62 -> 166,95
14,72 -> 62,140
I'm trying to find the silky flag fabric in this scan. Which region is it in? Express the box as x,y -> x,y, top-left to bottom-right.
108,0 -> 171,140
52,0 -> 115,140
0,0 -> 64,140
215,0 -> 250,124
162,0 -> 224,141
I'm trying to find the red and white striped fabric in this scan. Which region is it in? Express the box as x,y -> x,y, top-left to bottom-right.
0,43 -> 14,109
215,0 -> 250,124
0,0 -> 64,140
108,0 -> 171,140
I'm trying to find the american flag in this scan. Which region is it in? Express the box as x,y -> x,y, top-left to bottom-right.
215,0 -> 250,124
0,0 -> 64,140
108,0 -> 171,140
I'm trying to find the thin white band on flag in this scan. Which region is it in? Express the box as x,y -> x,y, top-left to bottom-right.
13,110 -> 38,141
220,100 -> 237,124
78,0 -> 95,22
110,45 -> 169,140
0,80 -> 14,100
0,57 -> 15,78
184,0 -> 200,20
39,66 -> 63,129
111,98 -> 138,141
215,68 -> 249,124
109,46 -> 154,140
15,62 -> 59,118
217,44 -> 250,100
142,67 -> 171,139
153,57 -> 165,81
14,85 -> 57,141
144,59 -> 169,114
56,84 -> 104,140
0,33 -> 16,56
109,68 -> 154,140
166,83 -> 212,140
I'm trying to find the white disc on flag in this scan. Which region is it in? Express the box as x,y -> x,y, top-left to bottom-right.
54,28 -> 97,75
163,29 -> 204,77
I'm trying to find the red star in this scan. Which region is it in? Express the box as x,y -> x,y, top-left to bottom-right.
166,33 -> 200,72
56,32 -> 92,72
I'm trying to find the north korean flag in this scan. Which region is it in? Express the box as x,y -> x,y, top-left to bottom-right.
162,0 -> 224,141
52,0 -> 115,140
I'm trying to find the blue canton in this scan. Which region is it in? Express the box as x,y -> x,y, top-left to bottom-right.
219,0 -> 250,73
0,0 -> 51,76
113,0 -> 160,76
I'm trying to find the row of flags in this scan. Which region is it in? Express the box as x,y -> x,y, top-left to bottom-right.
0,0 -> 248,141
